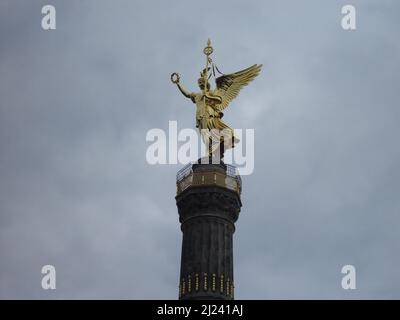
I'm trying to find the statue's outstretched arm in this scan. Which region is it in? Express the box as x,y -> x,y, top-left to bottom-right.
177,83 -> 195,102
171,73 -> 195,103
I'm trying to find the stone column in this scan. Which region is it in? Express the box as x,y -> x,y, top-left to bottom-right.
176,162 -> 242,300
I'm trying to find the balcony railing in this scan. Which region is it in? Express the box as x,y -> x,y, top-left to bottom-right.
176,163 -> 242,195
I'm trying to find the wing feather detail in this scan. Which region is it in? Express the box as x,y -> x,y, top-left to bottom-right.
214,64 -> 262,111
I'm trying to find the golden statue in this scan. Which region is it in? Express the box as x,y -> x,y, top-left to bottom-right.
171,39 -> 262,159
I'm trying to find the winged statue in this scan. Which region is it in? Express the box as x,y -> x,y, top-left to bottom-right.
171,39 -> 262,159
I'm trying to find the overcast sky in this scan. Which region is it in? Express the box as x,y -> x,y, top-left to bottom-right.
0,0 -> 399,299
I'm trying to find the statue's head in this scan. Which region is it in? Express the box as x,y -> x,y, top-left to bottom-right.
197,77 -> 210,91
198,68 -> 211,90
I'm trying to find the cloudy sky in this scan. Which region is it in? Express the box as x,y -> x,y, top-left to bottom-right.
0,0 -> 399,299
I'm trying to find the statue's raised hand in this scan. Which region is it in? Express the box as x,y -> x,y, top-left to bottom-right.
171,72 -> 180,84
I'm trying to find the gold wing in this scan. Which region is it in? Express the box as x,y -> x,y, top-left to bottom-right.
214,64 -> 262,111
